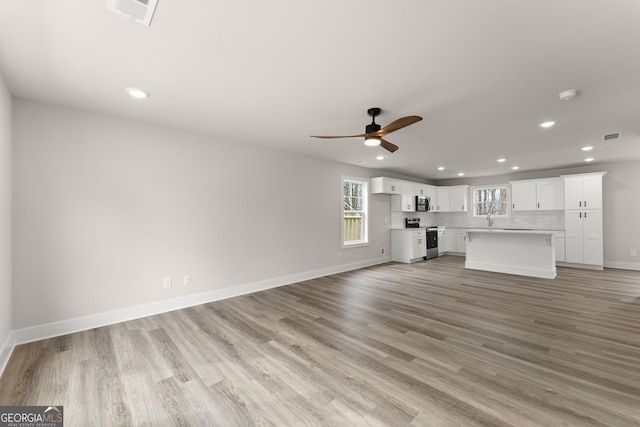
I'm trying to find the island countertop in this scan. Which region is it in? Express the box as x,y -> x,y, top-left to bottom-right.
464,228 -> 556,236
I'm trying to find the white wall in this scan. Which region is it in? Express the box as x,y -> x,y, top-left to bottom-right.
0,73 -> 12,363
12,99 -> 392,330
435,163 -> 640,269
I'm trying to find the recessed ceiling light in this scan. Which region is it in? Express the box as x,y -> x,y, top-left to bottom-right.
497,158 -> 506,163
457,172 -> 465,176
512,166 -> 520,170
376,155 -> 385,160
559,89 -> 578,101
538,121 -> 556,128
125,87 -> 150,99
584,158 -> 594,162
581,146 -> 594,151
437,166 -> 445,171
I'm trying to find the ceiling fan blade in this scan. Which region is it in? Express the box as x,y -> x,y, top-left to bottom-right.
310,133 -> 366,139
379,138 -> 399,153
376,115 -> 422,136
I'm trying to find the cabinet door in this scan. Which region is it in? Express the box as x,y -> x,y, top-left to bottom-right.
436,187 -> 450,212
412,234 -> 427,259
371,177 -> 403,194
402,184 -> 416,212
424,185 -> 437,205
583,210 -> 603,265
444,228 -> 456,252
536,178 -> 564,210
581,175 -> 603,209
449,186 -> 468,212
511,180 -> 537,211
564,210 -> 584,263
563,176 -> 583,209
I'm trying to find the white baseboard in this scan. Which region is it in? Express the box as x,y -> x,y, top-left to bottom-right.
604,260 -> 640,271
9,256 -> 391,349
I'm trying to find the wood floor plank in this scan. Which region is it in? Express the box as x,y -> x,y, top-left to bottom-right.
1,255 -> 640,426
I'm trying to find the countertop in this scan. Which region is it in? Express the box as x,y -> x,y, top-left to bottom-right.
438,225 -> 565,231
465,228 -> 556,235
391,225 -> 565,231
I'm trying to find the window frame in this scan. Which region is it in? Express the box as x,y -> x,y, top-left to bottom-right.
472,185 -> 510,217
341,176 -> 369,248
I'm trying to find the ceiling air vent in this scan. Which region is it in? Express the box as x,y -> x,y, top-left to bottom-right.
108,0 -> 159,26
603,133 -> 622,141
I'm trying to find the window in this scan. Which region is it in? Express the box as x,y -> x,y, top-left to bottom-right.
342,176 -> 369,247
473,185 -> 508,217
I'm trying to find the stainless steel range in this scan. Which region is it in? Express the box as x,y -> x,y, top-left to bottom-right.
405,218 -> 438,260
426,227 -> 438,259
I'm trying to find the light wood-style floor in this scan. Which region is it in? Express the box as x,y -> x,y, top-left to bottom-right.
2,255 -> 640,426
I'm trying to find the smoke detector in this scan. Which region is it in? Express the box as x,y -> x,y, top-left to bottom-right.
559,89 -> 578,101
108,0 -> 159,26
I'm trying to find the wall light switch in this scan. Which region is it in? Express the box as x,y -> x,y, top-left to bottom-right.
631,249 -> 637,257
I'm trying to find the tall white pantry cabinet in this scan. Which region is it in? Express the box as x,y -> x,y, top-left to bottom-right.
561,172 -> 606,268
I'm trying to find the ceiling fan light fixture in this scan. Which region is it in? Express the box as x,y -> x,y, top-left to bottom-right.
364,136 -> 381,146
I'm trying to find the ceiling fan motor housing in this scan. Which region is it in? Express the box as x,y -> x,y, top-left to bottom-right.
366,123 -> 381,134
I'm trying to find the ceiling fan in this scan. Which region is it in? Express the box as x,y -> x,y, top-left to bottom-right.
311,108 -> 422,153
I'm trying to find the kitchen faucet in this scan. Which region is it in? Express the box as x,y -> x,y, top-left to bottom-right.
487,214 -> 494,227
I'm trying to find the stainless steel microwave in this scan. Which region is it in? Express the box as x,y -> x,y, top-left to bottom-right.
416,196 -> 431,212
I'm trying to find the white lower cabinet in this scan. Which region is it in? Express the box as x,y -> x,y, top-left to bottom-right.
437,228 -> 446,255
443,227 -> 456,253
455,228 -> 467,254
565,210 -> 603,266
554,231 -> 565,263
391,229 -> 427,263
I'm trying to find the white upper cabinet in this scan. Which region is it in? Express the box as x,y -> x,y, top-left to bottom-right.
510,180 -> 537,211
434,187 -> 450,212
562,173 -> 605,210
372,177 -> 466,213
536,178 -> 564,210
510,178 -> 564,211
449,185 -> 469,212
371,177 -> 402,195
423,185 -> 437,202
391,183 -> 416,212
415,184 -> 429,196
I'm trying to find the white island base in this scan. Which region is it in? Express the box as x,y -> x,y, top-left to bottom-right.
465,229 -> 556,279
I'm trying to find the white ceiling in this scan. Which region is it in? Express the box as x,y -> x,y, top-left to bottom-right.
1,1 -> 639,180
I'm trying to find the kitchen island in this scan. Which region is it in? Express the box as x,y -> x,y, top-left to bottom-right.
465,229 -> 556,279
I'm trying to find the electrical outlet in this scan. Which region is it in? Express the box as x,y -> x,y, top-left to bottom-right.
631,249 -> 637,257
380,247 -> 386,255
163,277 -> 172,288
184,275 -> 191,285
